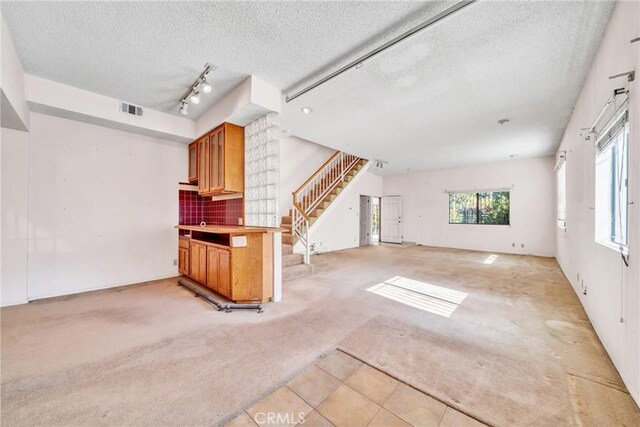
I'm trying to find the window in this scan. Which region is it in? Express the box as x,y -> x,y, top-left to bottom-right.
449,191 -> 510,225
557,160 -> 566,228
595,101 -> 629,250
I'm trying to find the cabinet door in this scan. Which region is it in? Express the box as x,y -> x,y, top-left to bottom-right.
178,247 -> 190,275
208,131 -> 218,193
215,128 -> 225,192
190,243 -> 207,284
218,249 -> 231,298
188,142 -> 198,183
189,243 -> 199,280
197,137 -> 209,194
206,247 -> 219,292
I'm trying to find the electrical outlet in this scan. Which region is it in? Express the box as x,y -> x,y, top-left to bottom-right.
173,259 -> 177,266
512,243 -> 515,247
521,243 -> 525,248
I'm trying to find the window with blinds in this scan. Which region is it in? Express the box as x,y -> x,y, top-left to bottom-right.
557,161 -> 566,228
595,100 -> 629,250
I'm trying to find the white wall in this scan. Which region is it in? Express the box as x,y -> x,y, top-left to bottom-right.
556,1 -> 639,404
195,75 -> 281,138
309,171 -> 383,253
383,156 -> 556,257
1,127 -> 29,306
25,74 -> 194,142
279,136 -> 334,217
25,113 -> 187,300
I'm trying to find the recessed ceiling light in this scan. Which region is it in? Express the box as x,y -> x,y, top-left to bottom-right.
498,118 -> 510,126
301,106 -> 313,114
355,62 -> 363,69
190,91 -> 201,104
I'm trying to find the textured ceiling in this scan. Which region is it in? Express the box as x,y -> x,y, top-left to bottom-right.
281,1 -> 615,174
2,1 -> 614,174
1,1 -> 437,119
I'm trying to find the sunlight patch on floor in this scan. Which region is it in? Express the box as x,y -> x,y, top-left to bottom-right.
483,254 -> 499,265
366,276 -> 468,317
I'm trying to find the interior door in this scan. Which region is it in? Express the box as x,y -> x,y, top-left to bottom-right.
381,196 -> 402,243
359,196 -> 371,246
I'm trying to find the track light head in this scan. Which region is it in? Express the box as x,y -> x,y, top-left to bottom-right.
201,78 -> 212,94
179,101 -> 189,116
190,91 -> 201,104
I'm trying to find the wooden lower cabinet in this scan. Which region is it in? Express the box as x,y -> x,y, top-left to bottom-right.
189,241 -> 208,284
178,231 -> 274,304
178,247 -> 190,275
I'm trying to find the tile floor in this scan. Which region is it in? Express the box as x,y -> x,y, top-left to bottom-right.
227,350 -> 486,427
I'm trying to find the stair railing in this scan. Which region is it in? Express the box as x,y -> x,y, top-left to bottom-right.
291,151 -> 362,264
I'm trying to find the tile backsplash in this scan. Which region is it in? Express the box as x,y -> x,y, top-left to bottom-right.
179,188 -> 243,226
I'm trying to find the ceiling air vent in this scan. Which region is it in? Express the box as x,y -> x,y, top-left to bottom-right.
120,101 -> 143,117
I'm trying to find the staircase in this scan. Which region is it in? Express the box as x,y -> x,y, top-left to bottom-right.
280,214 -> 315,282
281,152 -> 367,282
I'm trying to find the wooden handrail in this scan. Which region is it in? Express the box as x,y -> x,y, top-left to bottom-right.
292,150 -> 341,196
292,200 -> 311,221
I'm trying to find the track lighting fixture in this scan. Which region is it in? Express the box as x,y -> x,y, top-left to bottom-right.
177,63 -> 214,116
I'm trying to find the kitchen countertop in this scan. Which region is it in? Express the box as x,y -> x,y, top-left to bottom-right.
175,225 -> 285,234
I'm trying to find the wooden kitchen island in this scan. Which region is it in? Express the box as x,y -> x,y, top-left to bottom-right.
175,225 -> 282,304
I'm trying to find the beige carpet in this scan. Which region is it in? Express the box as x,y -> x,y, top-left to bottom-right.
1,245 -> 638,426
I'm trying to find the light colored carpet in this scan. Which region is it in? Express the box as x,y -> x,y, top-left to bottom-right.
1,245 -> 638,426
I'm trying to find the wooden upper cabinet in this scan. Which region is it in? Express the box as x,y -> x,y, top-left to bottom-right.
188,141 -> 198,183
195,122 -> 244,196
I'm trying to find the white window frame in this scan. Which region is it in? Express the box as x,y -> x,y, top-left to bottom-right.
594,100 -> 629,254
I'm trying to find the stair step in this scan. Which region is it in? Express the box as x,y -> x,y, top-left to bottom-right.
282,253 -> 304,267
283,263 -> 315,282
282,244 -> 293,255
282,233 -> 293,245
282,216 -> 292,225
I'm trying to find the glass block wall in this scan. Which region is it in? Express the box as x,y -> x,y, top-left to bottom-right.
244,112 -> 280,227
